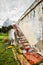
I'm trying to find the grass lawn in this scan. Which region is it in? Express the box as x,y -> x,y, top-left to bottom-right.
0,33 -> 18,65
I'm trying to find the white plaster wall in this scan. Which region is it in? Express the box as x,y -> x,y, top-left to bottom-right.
19,21 -> 37,46
19,3 -> 42,46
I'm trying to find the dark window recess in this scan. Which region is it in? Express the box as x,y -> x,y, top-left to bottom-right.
33,10 -> 35,17
30,13 -> 32,18
42,7 -> 43,14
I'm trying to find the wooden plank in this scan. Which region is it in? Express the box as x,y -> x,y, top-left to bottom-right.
12,47 -> 31,65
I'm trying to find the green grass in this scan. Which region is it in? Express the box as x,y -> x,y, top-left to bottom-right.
0,33 -> 18,65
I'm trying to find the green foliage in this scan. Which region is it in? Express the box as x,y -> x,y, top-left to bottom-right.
0,33 -> 18,65
2,26 -> 8,33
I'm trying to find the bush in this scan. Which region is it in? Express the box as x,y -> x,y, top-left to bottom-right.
4,37 -> 8,43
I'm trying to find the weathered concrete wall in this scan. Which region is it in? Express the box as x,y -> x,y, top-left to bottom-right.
18,2 -> 43,46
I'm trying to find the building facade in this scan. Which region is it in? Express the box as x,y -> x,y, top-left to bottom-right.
17,0 -> 43,48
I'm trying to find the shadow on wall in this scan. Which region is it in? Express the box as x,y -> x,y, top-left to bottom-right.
35,40 -> 43,50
